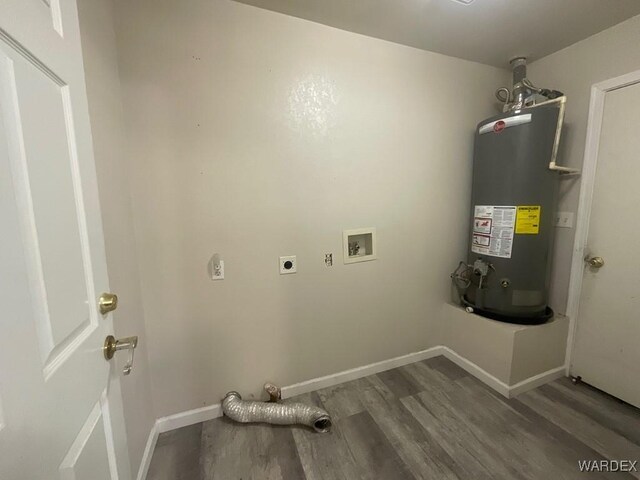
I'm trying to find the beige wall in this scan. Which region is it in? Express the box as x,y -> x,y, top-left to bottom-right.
529,14 -> 640,313
510,316 -> 568,384
113,0 -> 508,417
77,0 -> 156,474
441,304 -> 516,383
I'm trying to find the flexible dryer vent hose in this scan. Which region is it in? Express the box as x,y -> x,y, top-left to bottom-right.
222,391 -> 332,433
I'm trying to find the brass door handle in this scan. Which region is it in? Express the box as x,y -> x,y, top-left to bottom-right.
585,256 -> 605,268
98,293 -> 118,314
104,335 -> 138,375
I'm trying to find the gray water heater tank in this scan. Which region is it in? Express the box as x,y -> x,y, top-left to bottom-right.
462,103 -> 561,324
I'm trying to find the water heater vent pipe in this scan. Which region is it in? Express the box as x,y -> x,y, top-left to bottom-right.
493,58 -> 578,175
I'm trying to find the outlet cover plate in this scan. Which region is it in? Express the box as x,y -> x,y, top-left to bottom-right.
555,211 -> 574,228
208,257 -> 224,280
279,255 -> 297,274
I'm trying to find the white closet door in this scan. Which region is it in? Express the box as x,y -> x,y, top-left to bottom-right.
571,80 -> 640,408
0,1 -> 131,478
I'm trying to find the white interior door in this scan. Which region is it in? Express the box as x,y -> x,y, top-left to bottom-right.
571,80 -> 640,408
0,1 -> 131,479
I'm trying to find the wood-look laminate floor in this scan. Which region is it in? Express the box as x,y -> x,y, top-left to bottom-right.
147,357 -> 640,480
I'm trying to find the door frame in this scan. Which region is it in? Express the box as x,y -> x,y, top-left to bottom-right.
564,68 -> 640,375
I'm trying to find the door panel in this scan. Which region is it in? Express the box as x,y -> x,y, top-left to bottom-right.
59,394 -> 115,480
0,0 -> 131,478
3,49 -> 94,372
572,80 -> 640,408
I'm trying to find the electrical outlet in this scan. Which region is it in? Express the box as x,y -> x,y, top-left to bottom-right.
209,257 -> 224,280
214,260 -> 224,279
279,256 -> 297,274
208,255 -> 224,280
555,212 -> 574,228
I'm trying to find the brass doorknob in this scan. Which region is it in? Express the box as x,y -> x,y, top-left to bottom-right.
585,256 -> 605,268
104,335 -> 138,375
98,293 -> 118,314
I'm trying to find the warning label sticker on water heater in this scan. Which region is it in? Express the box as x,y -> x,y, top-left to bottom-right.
516,206 -> 541,234
471,206 -> 516,258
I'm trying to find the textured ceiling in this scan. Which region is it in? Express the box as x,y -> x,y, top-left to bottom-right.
232,0 -> 640,67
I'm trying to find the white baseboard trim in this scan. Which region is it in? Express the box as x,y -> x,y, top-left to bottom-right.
136,345 -> 564,479
136,404 -> 223,480
508,366 -> 566,397
441,346 -> 565,399
156,403 -> 223,434
136,421 -> 159,480
281,346 -> 445,399
440,347 -> 511,397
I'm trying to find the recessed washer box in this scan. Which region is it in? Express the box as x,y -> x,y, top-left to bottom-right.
343,228 -> 377,264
